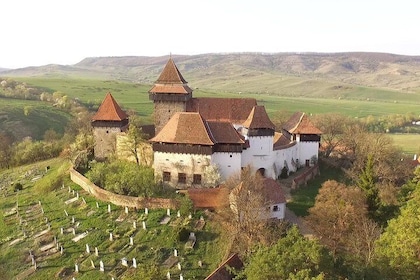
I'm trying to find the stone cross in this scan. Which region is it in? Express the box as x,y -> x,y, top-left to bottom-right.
86,244 -> 90,254
132,257 -> 137,268
60,227 -> 64,235
142,221 -> 146,230
99,260 -> 104,272
109,233 -> 113,241
145,208 -> 149,215
95,247 -> 99,257
125,206 -> 129,214
75,263 -> 79,273
174,249 -> 178,257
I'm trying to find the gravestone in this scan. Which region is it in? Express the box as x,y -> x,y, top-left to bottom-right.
60,227 -> 64,235
121,258 -> 128,267
145,208 -> 148,215
177,262 -> 181,270
133,221 -> 136,229
108,204 -> 111,213
99,260 -> 104,272
125,206 -> 128,214
96,202 -> 99,208
142,221 -> 146,230
76,192 -> 79,199
72,228 -> 76,236
129,236 -> 133,246
64,210 -> 69,217
166,271 -> 171,279
86,244 -> 90,254
82,197 -> 86,204
91,259 -> 95,268
109,233 -> 113,241
180,274 -> 184,280
132,257 -> 137,268
167,208 -> 171,216
177,210 -> 180,218
75,263 -> 79,273
95,247 -> 99,257
60,246 -> 63,255
72,216 -> 75,224
174,249 -> 178,257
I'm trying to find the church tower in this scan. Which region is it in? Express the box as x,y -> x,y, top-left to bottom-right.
148,57 -> 192,134
91,93 -> 128,160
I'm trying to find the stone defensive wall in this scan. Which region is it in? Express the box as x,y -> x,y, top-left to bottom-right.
69,168 -> 178,209
291,164 -> 320,189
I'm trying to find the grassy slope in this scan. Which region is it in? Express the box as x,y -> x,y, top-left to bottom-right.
0,159 -> 227,279
0,97 -> 71,140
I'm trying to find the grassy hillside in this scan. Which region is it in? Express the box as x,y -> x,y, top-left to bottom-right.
0,97 -> 71,140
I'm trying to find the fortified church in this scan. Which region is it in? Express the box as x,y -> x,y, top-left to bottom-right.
92,58 -> 322,190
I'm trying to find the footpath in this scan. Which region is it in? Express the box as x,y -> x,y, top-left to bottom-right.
279,168 -> 315,238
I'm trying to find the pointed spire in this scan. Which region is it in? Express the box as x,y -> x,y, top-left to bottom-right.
242,106 -> 275,130
92,93 -> 128,121
156,57 -> 188,84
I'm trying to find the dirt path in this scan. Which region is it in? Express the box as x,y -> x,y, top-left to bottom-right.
279,168 -> 315,238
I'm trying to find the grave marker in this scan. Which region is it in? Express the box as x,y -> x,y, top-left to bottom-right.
60,246 -> 63,255
64,210 -> 69,217
177,262 -> 181,270
125,206 -> 129,214
167,208 -> 171,216
82,197 -> 86,204
177,210 -> 180,218
133,221 -> 136,229
129,236 -> 133,246
108,204 -> 111,213
145,208 -> 149,215
96,202 -> 99,208
174,249 -> 178,257
142,221 -> 146,230
180,274 -> 184,280
99,260 -> 104,272
121,258 -> 128,267
109,233 -> 113,241
91,259 -> 95,268
166,271 -> 171,279
86,244 -> 90,254
60,227 -> 64,235
75,263 -> 79,273
95,247 -> 99,257
132,257 -> 137,268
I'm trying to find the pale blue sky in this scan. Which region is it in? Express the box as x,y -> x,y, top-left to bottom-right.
1,0 -> 419,68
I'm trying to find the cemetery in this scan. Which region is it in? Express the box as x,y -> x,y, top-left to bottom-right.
0,159 -> 227,279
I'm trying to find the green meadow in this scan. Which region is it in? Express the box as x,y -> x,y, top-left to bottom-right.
17,77 -> 420,122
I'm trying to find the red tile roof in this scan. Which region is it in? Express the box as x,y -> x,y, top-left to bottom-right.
261,178 -> 286,204
148,58 -> 193,94
273,132 -> 296,150
187,187 -> 230,210
207,121 -> 245,144
205,253 -> 244,280
187,98 -> 257,123
150,112 -> 215,145
242,106 -> 275,130
282,112 -> 322,134
91,93 -> 128,121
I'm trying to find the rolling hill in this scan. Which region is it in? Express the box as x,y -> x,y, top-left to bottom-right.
3,52 -> 420,97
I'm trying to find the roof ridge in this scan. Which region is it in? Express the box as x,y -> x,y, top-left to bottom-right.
92,92 -> 128,121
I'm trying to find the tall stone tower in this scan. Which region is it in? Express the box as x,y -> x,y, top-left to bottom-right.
148,57 -> 193,134
91,93 -> 128,160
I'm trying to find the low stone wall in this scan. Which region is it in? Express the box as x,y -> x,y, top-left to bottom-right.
69,168 -> 178,209
291,165 -> 320,189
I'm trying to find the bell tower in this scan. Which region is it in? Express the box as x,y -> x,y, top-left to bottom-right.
148,57 -> 192,134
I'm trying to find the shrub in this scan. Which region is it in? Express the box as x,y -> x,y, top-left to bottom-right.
13,183 -> 23,192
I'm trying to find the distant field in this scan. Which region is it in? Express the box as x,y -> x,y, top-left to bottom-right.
389,133 -> 420,155
18,77 -> 420,123
0,97 -> 71,140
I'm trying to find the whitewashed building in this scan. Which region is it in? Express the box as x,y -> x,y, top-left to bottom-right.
149,58 -> 322,188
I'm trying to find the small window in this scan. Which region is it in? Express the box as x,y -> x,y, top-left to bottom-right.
163,172 -> 171,182
178,173 -> 186,184
193,174 -> 202,185
273,205 -> 279,212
